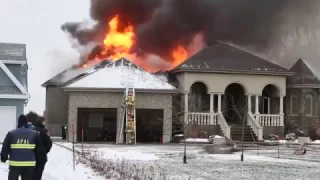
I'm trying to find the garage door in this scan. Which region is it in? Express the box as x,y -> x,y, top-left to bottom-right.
0,106 -> 16,143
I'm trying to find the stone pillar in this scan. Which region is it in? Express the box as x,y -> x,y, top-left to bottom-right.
255,95 -> 260,114
218,94 -> 222,113
247,95 -> 252,113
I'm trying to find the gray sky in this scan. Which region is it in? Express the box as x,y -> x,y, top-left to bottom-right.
0,0 -> 89,114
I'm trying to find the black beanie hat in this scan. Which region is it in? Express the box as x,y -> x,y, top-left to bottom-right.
17,114 -> 28,128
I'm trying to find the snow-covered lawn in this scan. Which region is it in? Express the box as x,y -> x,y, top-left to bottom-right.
57,142 -> 320,180
0,144 -> 104,180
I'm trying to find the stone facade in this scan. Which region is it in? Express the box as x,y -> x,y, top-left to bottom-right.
67,91 -> 172,143
285,88 -> 320,133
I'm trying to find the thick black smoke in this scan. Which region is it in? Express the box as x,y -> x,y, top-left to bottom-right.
62,0 -> 319,64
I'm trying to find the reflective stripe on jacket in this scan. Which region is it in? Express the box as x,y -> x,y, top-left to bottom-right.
8,128 -> 38,167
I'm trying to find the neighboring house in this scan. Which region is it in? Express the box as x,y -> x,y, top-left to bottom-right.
44,42 -> 320,143
286,58 -> 320,133
0,43 -> 29,142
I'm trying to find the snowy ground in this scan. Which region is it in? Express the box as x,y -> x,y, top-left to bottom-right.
57,142 -> 320,180
0,144 -> 104,180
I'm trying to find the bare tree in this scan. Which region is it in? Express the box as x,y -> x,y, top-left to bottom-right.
171,92 -> 208,164
225,94 -> 259,160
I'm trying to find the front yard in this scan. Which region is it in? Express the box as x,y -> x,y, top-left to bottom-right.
57,142 -> 320,180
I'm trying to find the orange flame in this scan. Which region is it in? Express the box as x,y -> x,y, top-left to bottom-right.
89,15 -> 188,71
172,45 -> 188,67
101,15 -> 135,60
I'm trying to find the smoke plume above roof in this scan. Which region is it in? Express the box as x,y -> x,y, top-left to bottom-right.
61,0 -> 320,68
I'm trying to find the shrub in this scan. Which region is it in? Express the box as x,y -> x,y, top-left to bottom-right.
75,148 -> 168,180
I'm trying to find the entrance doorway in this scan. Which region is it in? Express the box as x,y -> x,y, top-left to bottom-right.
224,83 -> 246,125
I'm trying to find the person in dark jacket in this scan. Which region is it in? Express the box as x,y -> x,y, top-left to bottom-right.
33,116 -> 52,180
1,114 -> 41,180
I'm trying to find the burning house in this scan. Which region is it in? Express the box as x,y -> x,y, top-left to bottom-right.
42,0 -> 320,143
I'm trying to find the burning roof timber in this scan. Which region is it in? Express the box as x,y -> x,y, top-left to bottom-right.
41,57 -> 171,89
64,58 -> 176,91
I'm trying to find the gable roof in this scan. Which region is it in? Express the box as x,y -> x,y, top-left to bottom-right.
287,58 -> 320,88
41,60 -> 110,87
171,42 -> 292,75
64,58 -> 176,92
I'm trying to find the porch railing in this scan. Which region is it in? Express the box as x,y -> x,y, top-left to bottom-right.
217,113 -> 231,139
186,112 -> 218,125
247,112 -> 263,140
256,114 -> 283,126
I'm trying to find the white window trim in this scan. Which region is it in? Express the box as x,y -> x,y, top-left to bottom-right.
306,94 -> 313,116
1,60 -> 26,65
0,94 -> 29,99
290,94 -> 298,115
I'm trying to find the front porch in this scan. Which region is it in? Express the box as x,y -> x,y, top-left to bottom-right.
179,74 -> 286,141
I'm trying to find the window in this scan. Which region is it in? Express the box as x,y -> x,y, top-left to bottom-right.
290,94 -> 299,115
305,94 -> 313,116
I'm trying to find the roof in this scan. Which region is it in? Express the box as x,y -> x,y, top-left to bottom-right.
0,42 -> 27,61
41,60 -> 110,87
64,58 -> 176,92
171,42 -> 292,75
287,58 -> 320,88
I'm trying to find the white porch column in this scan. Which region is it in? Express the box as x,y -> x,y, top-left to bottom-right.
184,93 -> 189,124
184,93 -> 189,112
218,94 -> 222,113
279,95 -> 284,126
279,96 -> 284,115
210,93 -> 215,125
255,95 -> 259,114
247,95 -> 252,113
210,93 -> 214,113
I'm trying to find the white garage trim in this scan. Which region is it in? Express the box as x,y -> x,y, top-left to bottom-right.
0,106 -> 17,143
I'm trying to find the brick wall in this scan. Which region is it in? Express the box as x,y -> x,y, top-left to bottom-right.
285,88 -> 320,133
67,91 -> 172,143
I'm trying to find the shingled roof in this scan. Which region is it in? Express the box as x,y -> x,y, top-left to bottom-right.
0,42 -> 26,60
171,42 -> 292,75
287,58 -> 320,88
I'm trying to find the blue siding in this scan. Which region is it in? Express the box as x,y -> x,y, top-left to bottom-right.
7,65 -> 21,81
0,68 -> 15,86
0,65 -> 21,86
0,99 -> 24,123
